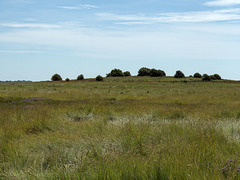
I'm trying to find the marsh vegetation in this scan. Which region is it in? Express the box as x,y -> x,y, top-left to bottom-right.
0,76 -> 240,179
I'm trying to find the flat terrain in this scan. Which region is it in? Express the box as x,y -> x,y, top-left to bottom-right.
1,76 -> 240,179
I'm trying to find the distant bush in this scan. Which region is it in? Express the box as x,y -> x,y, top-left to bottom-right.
138,67 -> 151,76
194,73 -> 202,78
210,75 -> 217,80
77,74 -> 84,80
213,74 -> 221,80
65,78 -> 70,82
51,74 -> 62,81
174,70 -> 185,78
150,69 -> 166,77
124,71 -> 131,76
107,69 -> 124,77
202,74 -> 211,81
96,75 -> 103,81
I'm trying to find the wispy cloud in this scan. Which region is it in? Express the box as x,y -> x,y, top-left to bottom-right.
0,50 -> 45,53
96,8 -> 240,24
58,4 -> 98,10
0,23 -> 61,29
205,0 -> 240,6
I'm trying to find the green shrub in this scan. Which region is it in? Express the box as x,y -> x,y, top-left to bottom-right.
96,75 -> 103,81
51,74 -> 62,81
65,78 -> 70,82
210,75 -> 217,80
124,71 -> 131,76
107,69 -> 124,77
150,69 -> 166,77
213,74 -> 221,80
202,74 -> 211,81
138,67 -> 150,76
194,73 -> 202,78
77,74 -> 84,80
174,70 -> 185,78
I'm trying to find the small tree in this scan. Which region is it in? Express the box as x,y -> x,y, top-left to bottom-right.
107,69 -> 124,77
51,74 -> 62,81
124,71 -> 131,76
174,70 -> 185,78
65,78 -> 70,82
138,67 -> 150,76
150,69 -> 157,77
150,69 -> 166,77
210,75 -> 217,80
194,73 -> 202,78
160,70 -> 166,77
202,74 -> 211,81
96,75 -> 103,81
213,74 -> 221,80
77,74 -> 84,80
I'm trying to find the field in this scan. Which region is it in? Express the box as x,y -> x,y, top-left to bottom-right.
1,76 -> 240,179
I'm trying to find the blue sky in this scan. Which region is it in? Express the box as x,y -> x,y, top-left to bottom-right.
0,0 -> 240,81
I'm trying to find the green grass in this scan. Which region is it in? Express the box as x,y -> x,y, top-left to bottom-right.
1,76 -> 240,179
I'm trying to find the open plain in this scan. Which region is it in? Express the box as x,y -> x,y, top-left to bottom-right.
1,76 -> 240,179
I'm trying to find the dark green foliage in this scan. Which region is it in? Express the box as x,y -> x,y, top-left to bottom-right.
124,71 -> 131,76
51,74 -> 62,81
96,75 -> 103,81
77,74 -> 84,80
202,74 -> 211,81
210,74 -> 222,80
107,69 -> 124,77
213,74 -> 222,80
150,69 -> 166,77
210,75 -> 217,80
138,67 -> 151,76
194,73 -> 202,78
174,70 -> 185,78
65,78 -> 70,82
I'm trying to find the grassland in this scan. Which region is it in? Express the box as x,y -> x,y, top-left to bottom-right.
1,76 -> 240,179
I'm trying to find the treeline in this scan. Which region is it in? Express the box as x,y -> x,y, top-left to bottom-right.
51,67 -> 222,82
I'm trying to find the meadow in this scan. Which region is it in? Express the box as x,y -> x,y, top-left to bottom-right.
0,76 -> 240,179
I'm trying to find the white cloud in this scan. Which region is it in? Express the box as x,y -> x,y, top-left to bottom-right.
0,23 -> 239,61
205,0 -> 240,6
0,23 -> 61,29
96,8 -> 240,24
58,4 -> 98,10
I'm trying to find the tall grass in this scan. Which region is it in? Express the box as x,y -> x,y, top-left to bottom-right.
0,77 -> 240,179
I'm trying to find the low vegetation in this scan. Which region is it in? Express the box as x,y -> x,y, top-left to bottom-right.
1,70 -> 237,179
174,70 -> 185,78
51,74 -> 62,81
77,74 -> 84,80
96,75 -> 103,81
194,72 -> 202,78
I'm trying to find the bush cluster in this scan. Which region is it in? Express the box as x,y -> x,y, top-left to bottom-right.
106,69 -> 131,77
51,70 -> 222,82
138,67 -> 166,77
202,74 -> 222,81
202,74 -> 211,81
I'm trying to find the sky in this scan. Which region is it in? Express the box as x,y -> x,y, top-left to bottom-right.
0,0 -> 240,81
